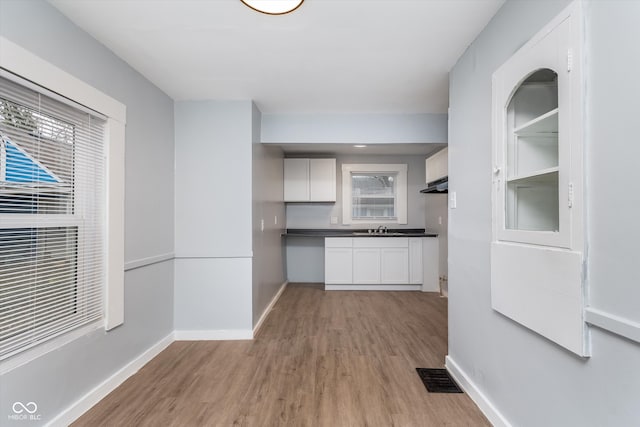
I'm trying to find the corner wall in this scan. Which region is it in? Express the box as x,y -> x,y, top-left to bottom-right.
251,104 -> 286,328
447,1 -> 640,426
0,1 -> 175,424
424,193 -> 448,292
174,100 -> 253,337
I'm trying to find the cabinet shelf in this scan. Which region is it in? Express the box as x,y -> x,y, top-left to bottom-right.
514,108 -> 558,135
507,167 -> 558,184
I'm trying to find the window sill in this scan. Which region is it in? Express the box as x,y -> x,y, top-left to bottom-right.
0,321 -> 102,375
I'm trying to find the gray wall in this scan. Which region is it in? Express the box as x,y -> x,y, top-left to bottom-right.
448,1 -> 640,426
424,193 -> 448,293
174,100 -> 253,333
0,0 -> 174,424
286,153 -> 428,283
585,0 -> 640,326
251,103 -> 286,326
262,113 -> 447,144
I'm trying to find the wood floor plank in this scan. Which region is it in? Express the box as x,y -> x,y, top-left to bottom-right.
72,284 -> 489,426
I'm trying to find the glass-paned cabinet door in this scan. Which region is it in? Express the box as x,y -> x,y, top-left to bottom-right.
506,69 -> 559,233
492,13 -> 578,249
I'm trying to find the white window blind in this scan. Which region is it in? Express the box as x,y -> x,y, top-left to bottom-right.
0,75 -> 106,360
352,173 -> 397,220
342,163 -> 408,225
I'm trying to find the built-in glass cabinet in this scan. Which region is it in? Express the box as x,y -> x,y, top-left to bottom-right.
491,2 -> 588,357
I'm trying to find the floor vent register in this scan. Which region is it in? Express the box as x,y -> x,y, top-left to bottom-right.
416,368 -> 463,393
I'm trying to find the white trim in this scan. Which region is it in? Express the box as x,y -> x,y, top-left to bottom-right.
445,355 -> 512,427
104,119 -> 125,331
174,330 -> 253,340
0,37 -> 126,124
342,163 -> 408,225
585,307 -> 640,344
253,281 -> 288,336
0,36 -> 127,333
124,252 -> 175,271
174,255 -> 254,259
46,333 -> 174,427
325,284 -> 421,291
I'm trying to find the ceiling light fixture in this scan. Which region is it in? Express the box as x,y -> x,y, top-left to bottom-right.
354,145 -> 367,148
240,0 -> 304,15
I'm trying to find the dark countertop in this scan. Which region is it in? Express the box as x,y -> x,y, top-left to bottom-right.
282,228 -> 438,238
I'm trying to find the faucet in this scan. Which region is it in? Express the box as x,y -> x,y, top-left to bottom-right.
377,225 -> 387,234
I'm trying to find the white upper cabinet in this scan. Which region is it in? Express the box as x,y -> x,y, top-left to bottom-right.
284,158 -> 336,202
491,2 -> 587,357
309,158 -> 336,201
284,158 -> 310,201
425,147 -> 448,184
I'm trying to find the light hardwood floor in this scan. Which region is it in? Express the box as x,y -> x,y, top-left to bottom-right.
73,285 -> 490,426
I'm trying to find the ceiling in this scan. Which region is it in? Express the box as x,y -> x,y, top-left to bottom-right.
49,0 -> 504,115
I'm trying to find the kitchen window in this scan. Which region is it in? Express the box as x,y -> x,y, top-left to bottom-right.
342,164 -> 407,225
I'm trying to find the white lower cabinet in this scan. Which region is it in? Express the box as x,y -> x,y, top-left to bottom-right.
353,248 -> 381,284
380,248 -> 409,284
324,238 -> 353,284
326,237 -> 431,290
409,238 -> 423,284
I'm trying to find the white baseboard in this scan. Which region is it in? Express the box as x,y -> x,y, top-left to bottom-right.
47,333 -> 174,427
325,284 -> 421,291
445,355 -> 512,427
253,281 -> 288,336
174,329 -> 253,340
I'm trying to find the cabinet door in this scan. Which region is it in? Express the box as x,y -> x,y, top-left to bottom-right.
353,248 -> 380,284
325,247 -> 353,284
380,248 -> 409,284
309,159 -> 336,202
409,238 -> 423,284
492,11 -> 576,249
426,147 -> 448,183
284,159 -> 309,201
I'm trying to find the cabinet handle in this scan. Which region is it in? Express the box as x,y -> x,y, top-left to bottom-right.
493,166 -> 501,175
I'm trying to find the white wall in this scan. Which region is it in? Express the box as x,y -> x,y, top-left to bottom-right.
286,153 -> 428,283
0,1 -> 175,423
447,1 -> 640,426
174,100 -> 253,335
251,103 -> 286,327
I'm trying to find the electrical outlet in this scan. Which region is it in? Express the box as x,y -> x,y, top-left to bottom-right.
438,216 -> 442,225
260,219 -> 264,232
450,192 -> 457,209
274,215 -> 278,225
330,216 -> 338,225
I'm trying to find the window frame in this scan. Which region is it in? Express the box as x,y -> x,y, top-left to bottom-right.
0,36 -> 125,371
342,163 -> 408,225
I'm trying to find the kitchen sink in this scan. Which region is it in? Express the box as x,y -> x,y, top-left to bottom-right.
351,231 -> 421,236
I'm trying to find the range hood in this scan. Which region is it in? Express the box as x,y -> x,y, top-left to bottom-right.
420,176 -> 448,194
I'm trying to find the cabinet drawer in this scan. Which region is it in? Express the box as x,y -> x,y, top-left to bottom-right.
353,237 -> 408,248
325,237 -> 353,248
